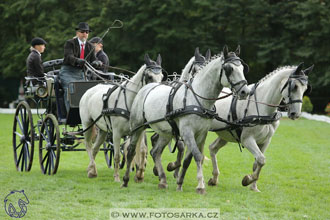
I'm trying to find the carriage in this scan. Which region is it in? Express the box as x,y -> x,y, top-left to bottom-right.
12,59 -> 122,175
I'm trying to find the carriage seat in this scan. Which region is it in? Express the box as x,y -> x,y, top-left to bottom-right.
43,58 -> 63,69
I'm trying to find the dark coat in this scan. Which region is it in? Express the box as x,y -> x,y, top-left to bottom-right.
62,38 -> 96,67
96,50 -> 109,72
26,49 -> 44,77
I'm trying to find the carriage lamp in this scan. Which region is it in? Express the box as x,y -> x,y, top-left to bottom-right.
36,85 -> 48,98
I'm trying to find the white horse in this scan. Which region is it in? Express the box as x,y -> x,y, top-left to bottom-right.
79,54 -> 163,182
150,47 -> 212,177
122,46 -> 250,194
208,63 -> 313,192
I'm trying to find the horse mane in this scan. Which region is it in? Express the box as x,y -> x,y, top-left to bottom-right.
194,52 -> 224,76
257,65 -> 297,83
179,57 -> 195,81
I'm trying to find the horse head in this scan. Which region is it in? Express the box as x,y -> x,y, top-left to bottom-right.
192,47 -> 211,76
281,62 -> 313,119
221,45 -> 250,99
143,53 -> 164,84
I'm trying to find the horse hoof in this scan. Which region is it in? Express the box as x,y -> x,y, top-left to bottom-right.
87,172 -> 97,178
134,175 -> 144,183
208,178 -> 217,186
153,166 -> 159,176
176,185 -> 183,191
158,183 -> 168,189
196,188 -> 206,195
242,175 -> 252,186
250,184 -> 261,192
114,176 -> 121,183
167,162 -> 180,172
120,183 -> 128,188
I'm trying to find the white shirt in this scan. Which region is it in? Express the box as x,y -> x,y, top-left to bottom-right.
77,38 -> 86,53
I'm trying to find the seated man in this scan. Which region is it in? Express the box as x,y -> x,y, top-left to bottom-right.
26,37 -> 47,85
59,22 -> 97,112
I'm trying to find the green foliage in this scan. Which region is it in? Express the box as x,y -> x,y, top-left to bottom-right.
0,0 -> 329,107
302,96 -> 313,113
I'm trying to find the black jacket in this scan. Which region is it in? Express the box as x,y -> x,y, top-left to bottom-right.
96,50 -> 109,72
62,38 -> 96,67
26,49 -> 44,77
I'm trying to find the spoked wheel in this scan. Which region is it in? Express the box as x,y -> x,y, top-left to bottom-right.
104,139 -> 126,169
13,101 -> 34,172
39,114 -> 60,175
104,141 -> 114,168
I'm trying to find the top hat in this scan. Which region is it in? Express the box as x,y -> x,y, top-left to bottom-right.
75,22 -> 91,32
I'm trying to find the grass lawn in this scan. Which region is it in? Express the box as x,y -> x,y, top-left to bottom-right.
0,113 -> 329,220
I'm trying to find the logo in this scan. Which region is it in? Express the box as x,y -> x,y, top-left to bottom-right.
4,190 -> 29,218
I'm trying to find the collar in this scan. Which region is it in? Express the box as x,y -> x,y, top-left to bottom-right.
30,47 -> 41,56
77,38 -> 86,46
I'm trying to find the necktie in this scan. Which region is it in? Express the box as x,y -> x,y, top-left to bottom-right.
80,43 -> 85,59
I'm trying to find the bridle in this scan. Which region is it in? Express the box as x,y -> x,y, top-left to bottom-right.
142,64 -> 163,86
280,74 -> 308,106
220,56 -> 248,94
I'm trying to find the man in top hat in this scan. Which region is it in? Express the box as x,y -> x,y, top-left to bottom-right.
89,36 -> 109,73
59,22 -> 98,113
26,37 -> 47,84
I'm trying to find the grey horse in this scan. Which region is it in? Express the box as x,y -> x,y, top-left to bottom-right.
122,46 -> 250,194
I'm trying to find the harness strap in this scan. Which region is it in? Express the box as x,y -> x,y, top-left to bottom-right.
103,85 -> 119,109
166,82 -> 184,152
102,108 -> 130,119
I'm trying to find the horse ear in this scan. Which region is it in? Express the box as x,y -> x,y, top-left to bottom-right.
293,62 -> 304,75
223,45 -> 229,58
235,45 -> 240,56
194,47 -> 200,57
144,53 -> 151,66
303,64 -> 314,76
205,49 -> 211,61
156,54 -> 162,65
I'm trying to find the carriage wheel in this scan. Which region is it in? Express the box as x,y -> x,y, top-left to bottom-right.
39,114 -> 60,175
104,140 -> 126,169
12,101 -> 34,172
104,141 -> 114,168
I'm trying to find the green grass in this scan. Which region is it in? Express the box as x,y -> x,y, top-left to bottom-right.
0,113 -> 329,220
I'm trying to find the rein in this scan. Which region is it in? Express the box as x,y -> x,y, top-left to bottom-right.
185,83 -> 233,101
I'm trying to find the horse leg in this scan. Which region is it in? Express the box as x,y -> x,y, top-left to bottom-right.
176,150 -> 193,192
194,132 -> 208,194
84,123 -> 96,178
88,129 -> 107,178
134,131 -> 148,183
208,137 -> 227,186
249,140 -> 271,192
172,140 -> 185,179
121,128 -> 143,188
112,131 -> 122,182
166,140 -> 184,172
150,134 -> 171,189
241,137 -> 266,188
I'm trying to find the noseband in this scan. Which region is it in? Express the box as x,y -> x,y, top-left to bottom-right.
220,56 -> 248,94
280,74 -> 308,105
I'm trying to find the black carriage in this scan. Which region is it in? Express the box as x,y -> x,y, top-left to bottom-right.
12,59 -> 121,175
